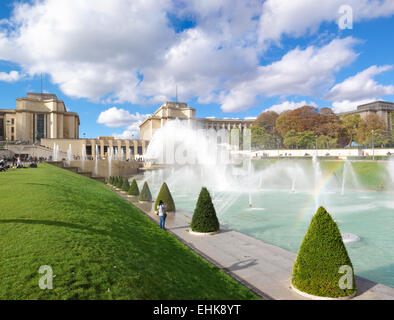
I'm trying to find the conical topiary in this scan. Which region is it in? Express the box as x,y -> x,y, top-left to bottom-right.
139,181 -> 152,202
121,178 -> 130,192
116,176 -> 123,189
108,176 -> 113,185
128,179 -> 140,196
292,206 -> 356,298
113,176 -> 118,186
191,187 -> 219,233
154,182 -> 175,212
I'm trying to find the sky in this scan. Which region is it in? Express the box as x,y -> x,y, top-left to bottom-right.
0,0 -> 393,139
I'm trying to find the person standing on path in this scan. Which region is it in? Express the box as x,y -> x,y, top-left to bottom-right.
157,200 -> 167,230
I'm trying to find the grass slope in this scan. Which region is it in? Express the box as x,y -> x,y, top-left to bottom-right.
0,164 -> 257,300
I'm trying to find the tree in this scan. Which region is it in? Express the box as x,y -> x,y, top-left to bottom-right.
297,131 -> 315,148
317,135 -> 338,149
128,179 -> 140,196
139,181 -> 153,202
292,207 -> 356,298
251,126 -> 276,149
253,111 -> 279,134
121,178 -> 130,192
154,182 -> 175,212
283,130 -> 299,148
340,114 -> 364,146
191,187 -> 220,233
116,177 -> 124,189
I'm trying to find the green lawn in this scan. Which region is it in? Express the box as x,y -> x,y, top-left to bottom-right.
253,159 -> 389,190
0,164 -> 258,300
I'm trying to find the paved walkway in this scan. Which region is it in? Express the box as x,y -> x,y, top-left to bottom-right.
113,187 -> 394,300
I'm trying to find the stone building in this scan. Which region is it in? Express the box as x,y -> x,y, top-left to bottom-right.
40,136 -> 148,159
342,101 -> 394,132
139,101 -> 254,141
0,93 -> 79,143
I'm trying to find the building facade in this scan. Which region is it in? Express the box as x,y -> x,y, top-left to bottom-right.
342,101 -> 394,132
0,93 -> 80,143
40,136 -> 148,159
139,101 -> 254,141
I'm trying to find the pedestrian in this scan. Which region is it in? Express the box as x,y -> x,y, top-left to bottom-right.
157,200 -> 167,230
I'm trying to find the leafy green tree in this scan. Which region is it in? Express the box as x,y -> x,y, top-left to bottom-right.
251,126 -> 276,149
191,187 -> 220,233
154,182 -> 175,212
283,130 -> 299,148
297,131 -> 315,148
128,179 -> 140,196
139,181 -> 153,202
292,207 -> 356,298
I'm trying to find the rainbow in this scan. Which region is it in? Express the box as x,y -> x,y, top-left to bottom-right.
296,161 -> 343,227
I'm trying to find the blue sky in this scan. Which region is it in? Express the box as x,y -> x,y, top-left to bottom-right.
0,0 -> 393,139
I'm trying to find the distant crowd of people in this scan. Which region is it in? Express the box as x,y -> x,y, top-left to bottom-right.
0,155 -> 45,172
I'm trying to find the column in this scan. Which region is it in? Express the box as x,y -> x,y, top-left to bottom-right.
125,140 -> 131,160
58,114 -> 64,138
100,140 -> 105,158
50,113 -> 58,138
142,140 -> 146,155
133,140 -> 138,158
91,140 -> 96,158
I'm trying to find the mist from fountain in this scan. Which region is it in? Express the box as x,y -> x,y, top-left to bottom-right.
94,145 -> 99,176
108,147 -> 113,177
67,144 -> 72,167
81,144 -> 86,172
52,143 -> 60,161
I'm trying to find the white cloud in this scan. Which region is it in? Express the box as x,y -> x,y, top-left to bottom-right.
325,65 -> 394,101
266,100 -> 317,114
220,37 -> 358,112
97,107 -> 149,138
331,99 -> 376,113
258,0 -> 394,46
0,0 -> 392,114
0,70 -> 22,82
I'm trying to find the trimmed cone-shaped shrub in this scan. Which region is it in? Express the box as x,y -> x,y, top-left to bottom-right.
190,187 -> 219,233
128,179 -> 140,196
121,178 -> 130,192
108,176 -> 113,185
154,182 -> 175,212
116,177 -> 123,189
113,176 -> 118,186
139,181 -> 152,202
292,206 -> 356,298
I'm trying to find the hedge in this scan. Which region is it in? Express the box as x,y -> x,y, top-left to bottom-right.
139,181 -> 152,202
190,187 -> 219,233
121,178 -> 130,192
154,182 -> 175,212
292,206 -> 357,298
128,179 -> 140,196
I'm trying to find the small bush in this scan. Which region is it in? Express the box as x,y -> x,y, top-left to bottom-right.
128,179 -> 140,196
116,177 -> 123,189
139,181 -> 152,202
108,176 -> 113,185
292,206 -> 357,298
191,187 -> 219,233
154,182 -> 175,212
113,176 -> 118,186
121,178 -> 130,192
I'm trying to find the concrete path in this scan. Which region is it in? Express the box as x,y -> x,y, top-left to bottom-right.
113,187 -> 394,300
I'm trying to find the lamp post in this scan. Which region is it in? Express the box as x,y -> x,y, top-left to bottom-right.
371,129 -> 375,161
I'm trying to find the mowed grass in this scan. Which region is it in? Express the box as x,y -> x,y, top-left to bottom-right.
0,164 -> 258,300
253,159 -> 389,190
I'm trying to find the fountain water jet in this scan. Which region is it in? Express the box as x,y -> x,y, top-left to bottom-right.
94,145 -> 99,176
67,144 -> 72,167
81,144 -> 86,171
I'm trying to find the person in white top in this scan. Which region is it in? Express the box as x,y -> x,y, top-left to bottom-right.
157,200 -> 167,230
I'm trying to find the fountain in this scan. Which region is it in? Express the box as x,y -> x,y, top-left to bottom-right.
141,119 -> 394,289
94,145 -> 99,176
67,144 -> 72,167
81,144 -> 86,171
108,147 -> 113,177
52,143 -> 60,161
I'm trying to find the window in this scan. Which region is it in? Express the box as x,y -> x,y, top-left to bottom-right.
37,114 -> 45,140
0,118 -> 3,140
11,135 -> 14,141
11,119 -> 14,125
11,127 -> 14,133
